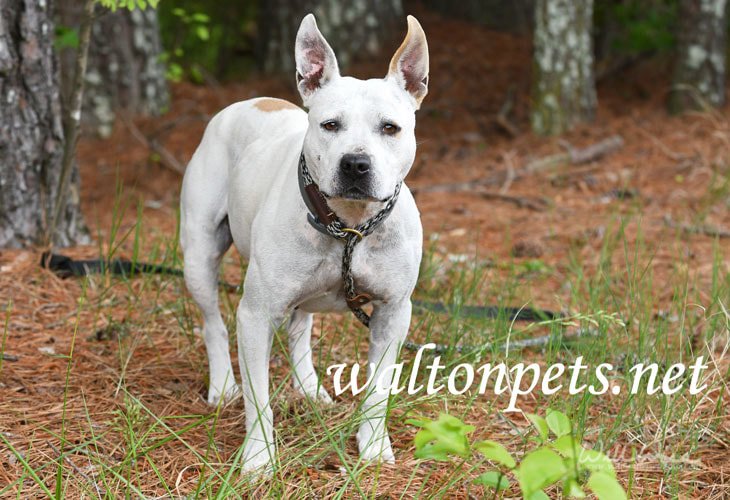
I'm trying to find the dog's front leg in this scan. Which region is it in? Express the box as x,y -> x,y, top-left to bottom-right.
356,299 -> 412,463
236,286 -> 284,473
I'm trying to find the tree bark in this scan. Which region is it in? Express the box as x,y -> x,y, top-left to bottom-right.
258,0 -> 403,75
669,0 -> 728,113
57,2 -> 169,137
530,0 -> 597,136
0,0 -> 89,249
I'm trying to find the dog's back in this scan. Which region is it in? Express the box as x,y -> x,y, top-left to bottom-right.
180,97 -> 306,256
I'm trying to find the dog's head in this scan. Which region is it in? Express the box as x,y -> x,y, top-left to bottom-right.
296,14 -> 428,203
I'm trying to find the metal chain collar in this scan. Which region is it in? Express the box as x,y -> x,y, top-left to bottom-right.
299,152 -> 401,327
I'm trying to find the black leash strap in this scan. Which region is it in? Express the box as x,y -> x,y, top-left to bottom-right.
41,252 -> 561,325
41,252 -> 184,279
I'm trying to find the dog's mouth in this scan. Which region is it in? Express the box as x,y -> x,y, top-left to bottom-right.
322,187 -> 385,202
341,186 -> 372,201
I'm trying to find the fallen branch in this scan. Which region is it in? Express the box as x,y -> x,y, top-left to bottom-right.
548,164 -> 601,185
664,215 -> 730,239
410,178 -> 488,195
526,134 -> 624,171
147,112 -> 209,141
495,84 -> 519,137
480,191 -> 548,211
499,151 -> 516,194
412,135 -> 622,203
635,127 -> 688,161
121,115 -> 186,175
411,182 -> 547,211
47,441 -> 105,497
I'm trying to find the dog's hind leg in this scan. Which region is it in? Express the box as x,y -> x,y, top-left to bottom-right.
182,216 -> 239,405
287,309 -> 332,402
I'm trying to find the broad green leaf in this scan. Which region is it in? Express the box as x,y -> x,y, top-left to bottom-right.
552,435 -> 578,458
474,440 -> 516,469
527,413 -> 548,442
192,12 -> 210,23
546,409 -> 572,437
413,429 -> 436,450
578,449 -> 615,477
527,491 -> 550,500
412,414 -> 474,460
405,418 -> 426,428
517,448 -> 567,496
196,25 -> 210,41
474,471 -> 510,490
563,477 -> 586,498
414,443 -> 451,461
588,471 -> 627,500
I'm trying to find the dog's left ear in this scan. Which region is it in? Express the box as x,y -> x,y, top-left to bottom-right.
295,14 -> 340,106
386,16 -> 429,109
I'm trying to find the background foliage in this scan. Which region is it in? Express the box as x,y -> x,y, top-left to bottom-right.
157,1 -> 259,82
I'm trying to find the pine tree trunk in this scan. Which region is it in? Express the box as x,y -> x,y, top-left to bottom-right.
669,0 -> 728,113
259,0 -> 403,75
0,0 -> 89,249
530,0 -> 596,136
57,2 -> 169,137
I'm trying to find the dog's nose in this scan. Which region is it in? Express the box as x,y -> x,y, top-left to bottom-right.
340,153 -> 371,178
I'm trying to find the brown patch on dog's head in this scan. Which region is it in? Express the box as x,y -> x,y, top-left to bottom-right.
254,98 -> 300,113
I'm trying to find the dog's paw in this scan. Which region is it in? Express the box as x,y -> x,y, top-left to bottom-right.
316,386 -> 334,404
357,426 -> 395,464
207,382 -> 241,407
241,442 -> 275,478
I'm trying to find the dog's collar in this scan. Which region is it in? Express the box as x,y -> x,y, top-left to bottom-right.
297,152 -> 401,326
297,152 -> 400,239
297,153 -> 339,237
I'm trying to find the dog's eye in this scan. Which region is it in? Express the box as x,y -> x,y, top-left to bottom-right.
382,123 -> 399,135
322,121 -> 339,131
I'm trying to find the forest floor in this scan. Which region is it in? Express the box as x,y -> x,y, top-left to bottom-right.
2,9 -> 730,500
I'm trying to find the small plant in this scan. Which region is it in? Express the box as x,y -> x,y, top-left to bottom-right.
408,409 -> 626,499
109,394 -> 151,454
159,7 -> 212,83
96,0 -> 159,11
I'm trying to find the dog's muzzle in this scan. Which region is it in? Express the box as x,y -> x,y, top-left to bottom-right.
338,153 -> 373,200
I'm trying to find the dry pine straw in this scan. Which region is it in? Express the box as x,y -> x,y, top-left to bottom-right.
0,261 -> 728,499
0,264 -> 730,498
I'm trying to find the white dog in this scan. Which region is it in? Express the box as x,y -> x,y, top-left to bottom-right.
180,13 -> 428,471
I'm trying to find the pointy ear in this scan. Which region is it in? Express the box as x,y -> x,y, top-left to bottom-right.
295,14 -> 340,106
386,15 -> 429,109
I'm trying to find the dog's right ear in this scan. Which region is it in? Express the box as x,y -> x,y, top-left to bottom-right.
386,16 -> 429,109
295,14 -> 340,106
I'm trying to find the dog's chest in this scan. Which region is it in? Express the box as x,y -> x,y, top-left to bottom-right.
294,239 -> 390,313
